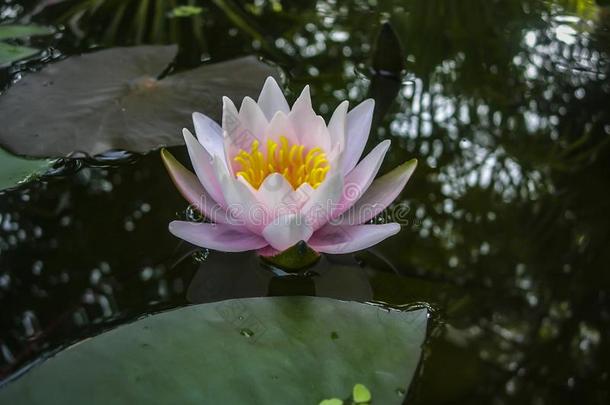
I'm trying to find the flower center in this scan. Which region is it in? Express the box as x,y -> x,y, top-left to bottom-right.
234,136 -> 330,190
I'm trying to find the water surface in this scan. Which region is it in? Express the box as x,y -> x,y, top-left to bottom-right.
1,0 -> 609,403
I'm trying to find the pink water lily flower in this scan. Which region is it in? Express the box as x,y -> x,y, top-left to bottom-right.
162,77 -> 417,256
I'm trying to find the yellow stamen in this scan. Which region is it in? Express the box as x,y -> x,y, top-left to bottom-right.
233,135 -> 330,189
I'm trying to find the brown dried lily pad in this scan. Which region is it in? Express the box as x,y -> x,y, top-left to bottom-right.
0,45 -> 277,157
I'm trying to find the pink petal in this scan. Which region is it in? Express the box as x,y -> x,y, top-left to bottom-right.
292,182 -> 315,209
262,213 -> 313,251
341,99 -> 375,175
169,221 -> 268,252
161,149 -> 235,224
212,158 -> 265,234
257,76 -> 290,120
308,223 -> 401,254
192,112 -> 224,165
300,172 -> 344,231
288,85 -> 331,152
290,84 -> 313,111
332,140 -> 391,219
264,110 -> 298,145
221,96 -> 241,139
257,173 -> 297,220
183,129 -> 226,206
336,159 -> 417,225
238,96 -> 268,139
222,96 -> 257,174
328,100 -> 349,152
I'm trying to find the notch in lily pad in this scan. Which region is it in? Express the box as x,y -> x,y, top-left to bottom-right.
0,45 -> 278,158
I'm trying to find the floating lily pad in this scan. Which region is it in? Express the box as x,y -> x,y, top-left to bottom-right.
0,45 -> 277,157
0,297 -> 427,404
0,148 -> 54,191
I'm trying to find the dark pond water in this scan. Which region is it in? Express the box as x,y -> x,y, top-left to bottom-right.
1,0 -> 610,403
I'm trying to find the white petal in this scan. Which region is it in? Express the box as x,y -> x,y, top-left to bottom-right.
192,112 -> 224,162
309,115 -> 332,152
262,213 -> 313,251
300,172 -> 344,231
183,129 -> 226,206
222,96 -> 257,175
308,223 -> 400,254
325,142 -> 344,175
212,157 -> 264,234
222,96 -> 241,140
264,110 -> 298,145
328,100 -> 348,152
341,99 -> 375,175
238,96 -> 268,139
290,84 -> 313,112
257,173 -> 297,220
288,85 -> 330,152
293,183 -> 315,209
257,76 -> 290,120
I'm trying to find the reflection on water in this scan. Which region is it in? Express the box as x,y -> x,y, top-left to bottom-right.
1,0 -> 610,403
186,252 -> 374,303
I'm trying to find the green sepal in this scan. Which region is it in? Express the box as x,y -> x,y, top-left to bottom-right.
260,240 -> 320,272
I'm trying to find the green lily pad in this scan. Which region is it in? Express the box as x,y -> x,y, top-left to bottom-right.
0,148 -> 54,191
0,297 -> 427,404
0,45 -> 277,158
0,24 -> 54,40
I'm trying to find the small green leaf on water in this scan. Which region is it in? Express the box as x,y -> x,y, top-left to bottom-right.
0,24 -> 52,66
0,24 -> 54,40
0,43 -> 40,66
169,5 -> 203,18
353,383 -> 372,403
0,148 -> 53,191
319,399 -> 343,405
331,331 -> 339,340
